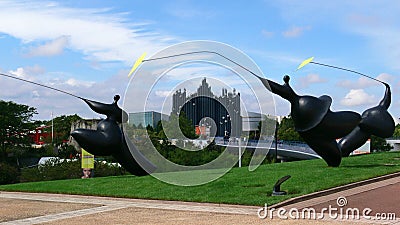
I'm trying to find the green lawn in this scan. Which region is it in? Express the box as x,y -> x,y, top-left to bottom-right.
1,151 -> 400,206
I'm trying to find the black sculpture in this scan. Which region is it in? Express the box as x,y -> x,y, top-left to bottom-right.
339,82 -> 395,156
71,95 -> 156,176
272,175 -> 291,196
258,75 -> 394,167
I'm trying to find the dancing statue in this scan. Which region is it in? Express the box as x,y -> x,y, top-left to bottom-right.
257,75 -> 395,167
71,95 -> 156,176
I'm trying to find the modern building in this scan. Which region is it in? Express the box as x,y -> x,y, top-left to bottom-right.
242,112 -> 265,132
242,112 -> 279,139
171,78 -> 242,137
128,111 -> 169,128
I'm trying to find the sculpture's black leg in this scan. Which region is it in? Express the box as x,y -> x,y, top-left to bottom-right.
338,126 -> 370,157
300,133 -> 342,167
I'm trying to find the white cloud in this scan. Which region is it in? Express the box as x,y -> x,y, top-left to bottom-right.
27,36 -> 69,57
376,73 -> 394,83
8,66 -> 45,80
0,1 -> 176,64
337,77 -> 375,89
25,65 -> 46,75
65,78 -> 95,88
1,65 -> 124,120
155,90 -> 172,98
9,67 -> 28,78
297,73 -> 327,88
32,90 -> 40,98
340,89 -> 376,106
282,26 -> 311,38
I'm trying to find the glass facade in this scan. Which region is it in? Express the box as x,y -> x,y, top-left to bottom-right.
128,111 -> 169,128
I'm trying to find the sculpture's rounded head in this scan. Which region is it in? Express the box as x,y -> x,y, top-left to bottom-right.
114,95 -> 120,102
283,75 -> 290,84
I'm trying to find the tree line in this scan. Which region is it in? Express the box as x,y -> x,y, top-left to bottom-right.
0,100 -> 81,172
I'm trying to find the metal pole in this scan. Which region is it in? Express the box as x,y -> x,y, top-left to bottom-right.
238,138 -> 242,167
51,111 -> 54,144
274,120 -> 278,162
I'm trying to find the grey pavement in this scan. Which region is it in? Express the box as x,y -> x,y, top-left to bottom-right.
0,172 -> 399,224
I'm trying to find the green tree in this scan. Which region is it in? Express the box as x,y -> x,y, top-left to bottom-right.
157,113 -> 198,139
371,135 -> 393,152
46,114 -> 82,144
45,114 -> 82,159
178,112 -> 198,139
146,124 -> 154,132
249,116 -> 277,140
393,124 -> 400,138
259,116 -> 278,139
0,100 -> 37,161
277,116 -> 303,142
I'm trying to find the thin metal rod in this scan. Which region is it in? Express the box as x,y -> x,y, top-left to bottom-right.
0,72 -> 84,100
143,50 -> 263,78
145,51 -> 386,86
310,61 -> 385,84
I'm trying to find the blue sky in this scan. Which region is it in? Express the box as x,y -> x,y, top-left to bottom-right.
0,0 -> 399,121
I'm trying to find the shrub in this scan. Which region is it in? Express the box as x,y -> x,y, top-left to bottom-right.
0,162 -> 20,184
93,161 -> 127,177
20,158 -> 128,182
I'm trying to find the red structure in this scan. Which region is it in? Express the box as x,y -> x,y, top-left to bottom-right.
29,125 -> 51,145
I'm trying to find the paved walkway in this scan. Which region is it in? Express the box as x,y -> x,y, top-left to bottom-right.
0,174 -> 399,224
271,174 -> 400,224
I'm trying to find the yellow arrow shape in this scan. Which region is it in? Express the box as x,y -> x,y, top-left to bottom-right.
128,52 -> 147,77
296,56 -> 314,71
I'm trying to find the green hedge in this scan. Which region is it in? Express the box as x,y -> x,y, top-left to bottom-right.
0,162 -> 20,185
20,159 -> 127,182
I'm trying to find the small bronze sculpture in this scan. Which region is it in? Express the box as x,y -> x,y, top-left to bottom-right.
258,75 -> 394,167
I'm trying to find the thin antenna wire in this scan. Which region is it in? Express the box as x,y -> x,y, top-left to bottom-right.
0,72 -> 85,100
144,51 -> 387,85
310,62 -> 385,84
142,50 -> 263,78
2,52 -> 385,100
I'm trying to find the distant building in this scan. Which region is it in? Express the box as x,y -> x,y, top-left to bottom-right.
242,112 -> 264,132
171,78 -> 242,137
29,125 -> 51,146
242,112 -> 278,136
128,111 -> 169,128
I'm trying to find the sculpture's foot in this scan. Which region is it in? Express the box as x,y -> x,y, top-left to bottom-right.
339,126 -> 370,157
300,133 -> 342,167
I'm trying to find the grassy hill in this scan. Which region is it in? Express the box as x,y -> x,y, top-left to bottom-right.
1,151 -> 399,206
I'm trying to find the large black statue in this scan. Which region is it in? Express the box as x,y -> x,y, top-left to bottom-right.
258,75 -> 394,167
71,95 -> 156,175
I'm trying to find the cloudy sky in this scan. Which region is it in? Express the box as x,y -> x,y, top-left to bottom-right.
0,0 -> 399,120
